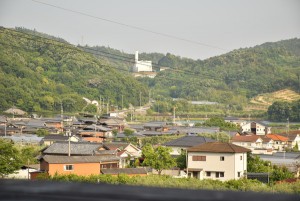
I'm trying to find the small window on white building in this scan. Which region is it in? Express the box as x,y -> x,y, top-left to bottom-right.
64,164 -> 74,171
206,171 -> 211,177
220,156 -> 225,161
240,156 -> 243,160
216,172 -> 224,178
238,172 -> 241,177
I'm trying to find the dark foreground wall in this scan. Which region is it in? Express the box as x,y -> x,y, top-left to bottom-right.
0,179 -> 298,201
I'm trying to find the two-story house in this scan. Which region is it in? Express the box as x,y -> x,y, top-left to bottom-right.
187,142 -> 250,181
241,122 -> 271,135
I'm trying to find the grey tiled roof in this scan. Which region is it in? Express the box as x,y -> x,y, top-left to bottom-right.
43,134 -> 69,141
101,168 -> 147,175
163,136 -> 215,147
1,134 -> 43,143
43,141 -> 103,155
42,155 -> 120,163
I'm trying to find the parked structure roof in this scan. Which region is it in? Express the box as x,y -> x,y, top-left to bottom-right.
42,141 -> 103,155
163,136 -> 215,147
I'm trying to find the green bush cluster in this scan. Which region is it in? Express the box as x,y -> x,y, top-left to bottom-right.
37,173 -> 300,194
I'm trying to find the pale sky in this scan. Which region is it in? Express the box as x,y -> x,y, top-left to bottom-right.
0,0 -> 299,60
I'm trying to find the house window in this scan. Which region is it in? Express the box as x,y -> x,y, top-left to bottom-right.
64,165 -> 74,171
206,171 -> 211,177
192,155 -> 206,161
100,163 -> 119,169
216,172 -> 224,178
220,156 -> 225,161
238,172 -> 241,177
240,156 -> 243,160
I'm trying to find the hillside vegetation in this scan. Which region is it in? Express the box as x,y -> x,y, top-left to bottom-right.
87,38 -> 300,115
1,26 -> 299,117
0,27 -> 148,114
247,89 -> 300,111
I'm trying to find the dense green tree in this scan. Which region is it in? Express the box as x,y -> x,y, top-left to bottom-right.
202,117 -> 238,131
176,151 -> 187,169
142,144 -> 176,175
0,139 -> 22,178
83,104 -> 98,113
268,100 -> 300,121
36,128 -> 49,137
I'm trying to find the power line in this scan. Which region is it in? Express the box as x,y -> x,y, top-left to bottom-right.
32,0 -> 227,51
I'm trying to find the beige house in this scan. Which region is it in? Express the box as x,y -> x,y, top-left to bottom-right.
279,131 -> 300,151
231,135 -> 274,154
187,142 -> 250,181
241,122 -> 271,135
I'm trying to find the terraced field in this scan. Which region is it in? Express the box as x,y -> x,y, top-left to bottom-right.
245,89 -> 300,111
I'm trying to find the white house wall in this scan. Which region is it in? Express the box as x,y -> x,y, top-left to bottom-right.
187,152 -> 247,181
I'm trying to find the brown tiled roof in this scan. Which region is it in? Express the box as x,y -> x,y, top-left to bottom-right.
42,155 -> 120,164
231,135 -> 261,142
101,168 -> 147,175
187,142 -> 251,153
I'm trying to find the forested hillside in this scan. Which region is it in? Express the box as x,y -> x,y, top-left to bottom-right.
0,27 -> 148,114
144,39 -> 300,112
86,39 -> 300,112
1,26 -> 299,116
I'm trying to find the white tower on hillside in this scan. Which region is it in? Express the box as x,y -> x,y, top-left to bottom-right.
132,51 -> 152,72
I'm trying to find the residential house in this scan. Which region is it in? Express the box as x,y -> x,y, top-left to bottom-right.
143,122 -> 169,132
78,124 -> 111,142
42,134 -> 80,146
163,136 -> 215,156
0,115 -> 7,126
98,117 -> 126,132
265,134 -> 288,151
39,155 -> 120,176
224,117 -> 248,127
231,135 -> 273,154
187,142 -> 250,181
241,122 -> 271,135
103,142 -> 142,167
4,106 -> 27,117
42,141 -> 104,156
44,118 -> 63,133
279,130 -> 300,151
103,142 -> 142,158
6,164 -> 40,179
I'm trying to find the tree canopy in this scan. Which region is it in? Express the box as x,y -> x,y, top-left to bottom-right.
142,144 -> 176,175
0,139 -> 23,178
